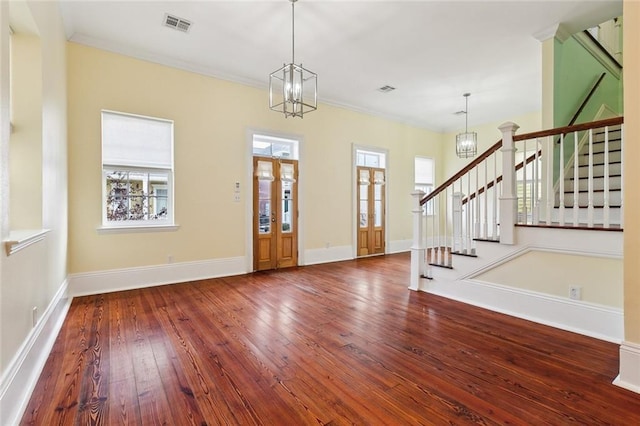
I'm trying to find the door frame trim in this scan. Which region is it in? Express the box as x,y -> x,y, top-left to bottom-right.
245,128 -> 305,272
352,144 -> 389,258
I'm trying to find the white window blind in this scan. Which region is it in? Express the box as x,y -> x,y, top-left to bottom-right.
102,111 -> 173,168
415,157 -> 433,184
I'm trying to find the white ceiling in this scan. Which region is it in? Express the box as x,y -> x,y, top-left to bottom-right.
56,0 -> 622,132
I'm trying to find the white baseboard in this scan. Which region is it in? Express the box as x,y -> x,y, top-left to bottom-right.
0,279 -> 71,426
69,256 -> 246,297
387,239 -> 412,254
419,277 -> 623,343
303,245 -> 353,266
613,341 -> 640,394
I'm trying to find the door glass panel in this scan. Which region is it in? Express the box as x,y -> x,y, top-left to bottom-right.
258,179 -> 271,234
281,180 -> 293,233
359,185 -> 368,228
374,180 -> 383,227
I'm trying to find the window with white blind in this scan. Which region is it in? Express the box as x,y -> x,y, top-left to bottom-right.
415,156 -> 434,215
101,110 -> 174,228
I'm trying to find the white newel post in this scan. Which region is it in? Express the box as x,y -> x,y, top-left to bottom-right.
409,190 -> 426,291
498,122 -> 519,245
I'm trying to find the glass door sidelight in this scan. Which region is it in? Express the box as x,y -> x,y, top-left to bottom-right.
357,166 -> 385,257
253,157 -> 298,271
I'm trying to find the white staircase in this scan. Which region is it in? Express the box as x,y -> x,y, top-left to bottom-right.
410,117 -> 624,342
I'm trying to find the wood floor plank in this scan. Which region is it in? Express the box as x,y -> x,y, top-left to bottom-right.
77,295 -> 110,425
108,295 -> 143,425
22,253 -> 640,425
122,290 -> 177,425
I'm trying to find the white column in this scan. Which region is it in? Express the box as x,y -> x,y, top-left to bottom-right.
498,122 -> 520,245
410,190 -> 426,291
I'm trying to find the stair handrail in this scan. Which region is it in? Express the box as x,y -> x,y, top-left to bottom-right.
555,72 -> 607,141
425,116 -> 624,207
515,116 -> 623,142
420,139 -> 502,205
583,30 -> 623,70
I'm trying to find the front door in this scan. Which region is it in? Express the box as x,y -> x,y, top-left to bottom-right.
253,157 -> 298,271
357,166 -> 385,256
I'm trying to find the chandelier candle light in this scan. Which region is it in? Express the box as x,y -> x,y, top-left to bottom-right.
456,93 -> 477,158
269,0 -> 317,118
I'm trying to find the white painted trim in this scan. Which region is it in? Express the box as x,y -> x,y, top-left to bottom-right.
533,22 -> 571,43
388,239 -> 412,254
244,128 -> 305,272
419,277 -> 623,343
0,279 -> 71,426
4,229 -> 49,256
69,256 -> 245,297
96,224 -> 179,234
303,245 -> 353,266
352,144 -> 390,258
613,341 -> 640,394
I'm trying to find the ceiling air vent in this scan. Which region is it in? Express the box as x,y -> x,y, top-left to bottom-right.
377,85 -> 396,93
164,13 -> 192,33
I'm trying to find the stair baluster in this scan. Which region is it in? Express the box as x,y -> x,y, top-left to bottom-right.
587,129 -> 595,227
573,130 -> 580,226
603,126 -> 610,227
491,154 -> 499,240
560,133 -> 566,226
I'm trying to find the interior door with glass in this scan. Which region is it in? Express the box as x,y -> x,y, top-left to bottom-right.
357,166 -> 385,256
253,157 -> 298,271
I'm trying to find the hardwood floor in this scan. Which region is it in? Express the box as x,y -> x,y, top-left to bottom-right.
22,253 -> 640,425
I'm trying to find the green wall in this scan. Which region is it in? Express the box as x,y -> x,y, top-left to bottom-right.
553,35 -> 623,181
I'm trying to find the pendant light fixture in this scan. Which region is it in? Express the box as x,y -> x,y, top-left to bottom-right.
455,93 -> 477,158
269,0 -> 317,118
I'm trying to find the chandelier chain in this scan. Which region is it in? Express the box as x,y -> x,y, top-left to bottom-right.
291,0 -> 295,65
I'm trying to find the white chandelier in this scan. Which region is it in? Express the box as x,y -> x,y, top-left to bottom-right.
269,0 -> 317,118
456,93 -> 477,158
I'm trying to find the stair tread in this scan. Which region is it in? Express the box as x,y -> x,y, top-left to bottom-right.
578,161 -> 621,167
568,174 -> 621,181
562,188 -> 621,194
553,205 -> 621,209
516,223 -> 623,232
581,149 -> 621,154
451,251 -> 478,258
428,262 -> 454,269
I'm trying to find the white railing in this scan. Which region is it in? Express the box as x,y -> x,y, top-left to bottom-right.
410,117 -> 623,288
514,117 -> 623,229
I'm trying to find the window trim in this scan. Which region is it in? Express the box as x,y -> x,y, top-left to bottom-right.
414,156 -> 435,216
100,110 -> 176,230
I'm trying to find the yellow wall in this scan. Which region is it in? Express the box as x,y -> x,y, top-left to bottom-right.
1,0 -> 67,377
475,251 -> 622,308
623,0 -> 640,344
441,111 -> 541,182
67,43 -> 444,273
9,33 -> 42,229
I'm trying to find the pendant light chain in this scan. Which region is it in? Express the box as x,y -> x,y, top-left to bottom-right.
291,0 -> 295,65
465,94 -> 469,132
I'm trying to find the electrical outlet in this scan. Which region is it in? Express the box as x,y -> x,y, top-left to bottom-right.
234,193 -> 241,202
32,307 -> 38,327
167,255 -> 174,264
569,285 -> 582,300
